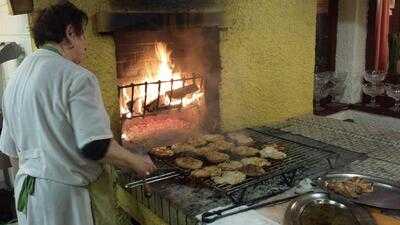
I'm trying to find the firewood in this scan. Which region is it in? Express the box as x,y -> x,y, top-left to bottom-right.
166,84 -> 199,99
144,99 -> 161,112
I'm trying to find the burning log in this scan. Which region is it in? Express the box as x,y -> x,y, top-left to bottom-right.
145,99 -> 160,112
166,84 -> 199,99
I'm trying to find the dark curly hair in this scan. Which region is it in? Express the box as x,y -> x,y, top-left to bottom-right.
32,2 -> 88,48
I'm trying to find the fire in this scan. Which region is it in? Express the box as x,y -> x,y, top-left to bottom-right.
119,42 -> 203,118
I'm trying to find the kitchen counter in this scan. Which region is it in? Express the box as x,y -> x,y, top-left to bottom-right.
116,115 -> 400,225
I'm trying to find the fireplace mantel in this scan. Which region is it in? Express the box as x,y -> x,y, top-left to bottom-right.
95,9 -> 222,34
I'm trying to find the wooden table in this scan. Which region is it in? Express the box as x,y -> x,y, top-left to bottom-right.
370,209 -> 400,225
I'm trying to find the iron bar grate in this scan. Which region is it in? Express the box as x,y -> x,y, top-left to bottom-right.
118,75 -> 203,119
143,129 -> 338,203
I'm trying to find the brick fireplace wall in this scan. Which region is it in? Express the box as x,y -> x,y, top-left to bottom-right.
32,0 -> 316,134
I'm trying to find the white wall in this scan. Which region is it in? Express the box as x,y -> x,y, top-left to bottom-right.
335,0 -> 369,104
0,1 -> 33,54
0,1 -> 33,189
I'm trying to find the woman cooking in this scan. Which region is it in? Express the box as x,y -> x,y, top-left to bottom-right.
0,2 -> 156,225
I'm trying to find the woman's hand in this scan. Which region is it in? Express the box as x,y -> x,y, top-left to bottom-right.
102,139 -> 158,176
131,154 -> 157,177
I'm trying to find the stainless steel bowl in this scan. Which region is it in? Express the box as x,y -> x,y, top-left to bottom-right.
284,192 -> 376,225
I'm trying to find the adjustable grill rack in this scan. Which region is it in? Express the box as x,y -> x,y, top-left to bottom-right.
145,129 -> 338,204
118,75 -> 203,119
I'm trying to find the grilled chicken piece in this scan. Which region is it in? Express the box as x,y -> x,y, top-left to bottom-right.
241,164 -> 266,177
217,161 -> 244,171
187,136 -> 209,147
227,132 -> 254,146
231,146 -> 259,157
191,147 -> 212,157
175,157 -> 203,170
205,151 -> 230,163
352,177 -> 374,193
171,143 -> 197,154
208,140 -> 235,151
191,166 -> 222,178
266,143 -> 286,152
241,157 -> 271,167
259,146 -> 287,160
326,177 -> 374,198
211,171 -> 246,185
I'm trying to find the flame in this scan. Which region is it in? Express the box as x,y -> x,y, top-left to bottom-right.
121,133 -> 128,140
119,42 -> 203,118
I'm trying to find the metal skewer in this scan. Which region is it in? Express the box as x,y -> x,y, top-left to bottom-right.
125,171 -> 182,189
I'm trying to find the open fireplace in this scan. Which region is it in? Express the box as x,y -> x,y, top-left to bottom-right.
96,8 -> 223,147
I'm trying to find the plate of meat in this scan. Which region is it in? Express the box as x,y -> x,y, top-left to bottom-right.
318,173 -> 400,210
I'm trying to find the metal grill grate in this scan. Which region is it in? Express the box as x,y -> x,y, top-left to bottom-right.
148,129 -> 338,203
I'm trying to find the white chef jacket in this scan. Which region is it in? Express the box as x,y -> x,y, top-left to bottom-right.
0,48 -> 113,225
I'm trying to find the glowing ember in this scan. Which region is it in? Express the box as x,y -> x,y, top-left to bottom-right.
121,133 -> 128,140
119,42 -> 203,117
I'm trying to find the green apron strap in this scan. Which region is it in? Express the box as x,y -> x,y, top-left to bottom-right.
17,175 -> 36,215
41,43 -> 62,56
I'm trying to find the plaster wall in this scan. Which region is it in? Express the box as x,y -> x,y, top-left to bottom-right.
219,0 -> 316,131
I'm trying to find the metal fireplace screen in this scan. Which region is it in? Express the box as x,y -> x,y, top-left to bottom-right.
118,75 -> 203,118
144,129 -> 338,203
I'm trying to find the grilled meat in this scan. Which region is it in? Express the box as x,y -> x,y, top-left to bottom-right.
149,146 -> 175,158
175,157 -> 203,170
205,151 -> 230,163
191,166 -> 222,178
241,157 -> 271,167
325,177 -> 374,198
217,161 -> 244,171
231,146 -> 259,157
259,146 -> 287,160
241,164 -> 266,177
211,171 -> 246,185
227,132 -> 254,146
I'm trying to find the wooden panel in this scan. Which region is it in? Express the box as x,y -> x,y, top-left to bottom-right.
317,0 -> 329,14
390,0 -> 400,33
8,0 -> 33,15
315,0 -> 338,72
369,208 -> 400,225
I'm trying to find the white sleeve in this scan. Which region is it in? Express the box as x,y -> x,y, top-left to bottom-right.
68,73 -> 113,149
0,119 -> 18,158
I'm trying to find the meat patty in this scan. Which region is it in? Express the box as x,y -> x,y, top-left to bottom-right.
191,166 -> 222,178
205,151 -> 230,163
211,171 -> 246,185
217,161 -> 244,171
208,139 -> 235,151
227,132 -> 254,146
259,146 -> 287,160
241,164 -> 266,177
175,157 -> 203,170
171,143 -> 197,154
241,157 -> 271,167
230,146 -> 259,157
